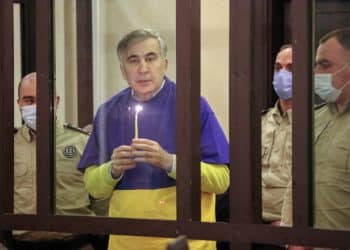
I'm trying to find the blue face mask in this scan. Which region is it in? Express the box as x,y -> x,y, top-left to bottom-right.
272,69 -> 293,100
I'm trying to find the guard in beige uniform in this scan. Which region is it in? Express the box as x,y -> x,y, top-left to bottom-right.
262,101 -> 292,223
14,122 -> 96,217
12,72 -> 109,250
261,44 -> 293,225
314,103 -> 350,231
281,28 -> 350,250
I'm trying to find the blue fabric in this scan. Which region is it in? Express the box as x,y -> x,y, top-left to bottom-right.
78,77 -> 229,190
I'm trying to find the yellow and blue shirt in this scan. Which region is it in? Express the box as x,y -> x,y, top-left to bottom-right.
78,77 -> 230,250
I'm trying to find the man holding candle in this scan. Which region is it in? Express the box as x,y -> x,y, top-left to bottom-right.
78,28 -> 230,250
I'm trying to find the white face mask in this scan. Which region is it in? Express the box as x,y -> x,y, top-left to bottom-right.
314,64 -> 350,103
21,104 -> 36,131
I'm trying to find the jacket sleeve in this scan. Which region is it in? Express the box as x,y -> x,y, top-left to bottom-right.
168,162 -> 230,194
83,162 -> 119,199
280,180 -> 293,227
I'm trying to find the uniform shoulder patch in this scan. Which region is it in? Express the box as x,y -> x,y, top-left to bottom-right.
314,102 -> 326,110
64,123 -> 90,135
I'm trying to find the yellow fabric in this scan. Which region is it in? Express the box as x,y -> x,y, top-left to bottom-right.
84,161 -> 229,250
261,101 -> 292,222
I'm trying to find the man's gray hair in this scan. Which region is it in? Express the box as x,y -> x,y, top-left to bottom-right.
116,28 -> 168,62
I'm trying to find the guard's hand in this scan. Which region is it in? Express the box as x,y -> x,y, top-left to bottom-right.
110,145 -> 136,178
131,138 -> 173,171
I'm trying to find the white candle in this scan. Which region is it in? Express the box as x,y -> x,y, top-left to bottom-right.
134,105 -> 143,138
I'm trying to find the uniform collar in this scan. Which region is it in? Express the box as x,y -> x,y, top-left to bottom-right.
20,125 -> 36,142
329,102 -> 350,115
20,119 -> 62,142
272,100 -> 292,125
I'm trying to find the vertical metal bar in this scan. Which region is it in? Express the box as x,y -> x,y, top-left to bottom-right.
229,0 -> 262,248
0,0 -> 14,246
36,0 -> 55,215
76,0 -> 93,127
252,0 -> 272,224
229,0 -> 257,224
176,0 -> 201,222
20,0 -> 36,75
291,0 -> 314,228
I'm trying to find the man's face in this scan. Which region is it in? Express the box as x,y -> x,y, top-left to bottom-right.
314,37 -> 350,90
17,74 -> 60,110
120,38 -> 168,101
274,47 -> 292,72
17,76 -> 37,108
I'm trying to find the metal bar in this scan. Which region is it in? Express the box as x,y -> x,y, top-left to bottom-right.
20,0 -> 36,75
0,0 -> 14,246
229,0 -> 258,225
291,0 -> 314,228
36,0 -> 55,215
229,0 -> 271,247
0,0 -> 14,216
76,0 -> 93,127
176,0 -> 201,222
0,214 -> 350,248
251,0 -> 272,223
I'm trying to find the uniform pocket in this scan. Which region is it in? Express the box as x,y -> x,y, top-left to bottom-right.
15,163 -> 28,177
333,140 -> 350,173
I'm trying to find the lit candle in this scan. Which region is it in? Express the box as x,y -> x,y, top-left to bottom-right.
134,105 -> 143,138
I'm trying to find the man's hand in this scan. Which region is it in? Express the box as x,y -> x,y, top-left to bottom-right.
110,145 -> 136,178
131,138 -> 173,171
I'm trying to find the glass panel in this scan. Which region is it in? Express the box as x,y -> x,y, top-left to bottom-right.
261,42 -> 293,226
13,1 -> 35,219
13,3 -> 22,128
92,0 -> 176,113
51,0 -> 111,225
201,0 -> 229,230
313,0 -> 350,232
201,0 -> 229,138
88,0 -> 228,247
260,0 -> 293,231
89,0 -> 177,225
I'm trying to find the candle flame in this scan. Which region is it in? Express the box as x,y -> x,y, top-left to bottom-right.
135,105 -> 143,113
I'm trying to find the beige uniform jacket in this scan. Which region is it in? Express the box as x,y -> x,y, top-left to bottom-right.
14,121 -> 109,240
314,103 -> 350,230
281,103 -> 350,231
261,101 -> 292,222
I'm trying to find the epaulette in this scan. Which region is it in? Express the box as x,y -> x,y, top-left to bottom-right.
261,108 -> 270,115
14,128 -> 18,134
314,102 -> 326,110
64,123 -> 90,135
